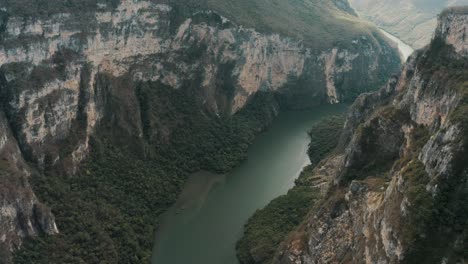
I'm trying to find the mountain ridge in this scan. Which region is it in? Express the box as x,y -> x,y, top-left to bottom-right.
269,8 -> 468,264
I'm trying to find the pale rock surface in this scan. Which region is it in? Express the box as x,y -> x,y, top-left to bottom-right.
0,0 -> 399,257
274,10 -> 468,264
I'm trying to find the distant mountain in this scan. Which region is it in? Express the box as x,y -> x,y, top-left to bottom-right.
349,0 -> 468,49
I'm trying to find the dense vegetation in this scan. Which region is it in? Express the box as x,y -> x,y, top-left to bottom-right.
400,39 -> 468,263
13,82 -> 279,263
236,115 -> 345,264
235,37 -> 468,264
307,115 -> 345,165
136,82 -> 279,173
341,106 -> 410,183
0,1 -> 397,262
14,145 -> 177,264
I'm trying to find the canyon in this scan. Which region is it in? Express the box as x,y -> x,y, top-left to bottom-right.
152,105 -> 347,264
0,0 -> 400,263
268,7 -> 468,264
3,1 -> 467,264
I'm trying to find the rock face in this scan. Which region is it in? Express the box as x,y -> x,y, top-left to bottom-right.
0,0 -> 399,259
437,8 -> 468,56
274,9 -> 468,264
0,111 -> 58,263
0,0 -> 399,167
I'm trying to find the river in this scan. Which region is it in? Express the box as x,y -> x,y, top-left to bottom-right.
379,29 -> 415,62
152,104 -> 348,264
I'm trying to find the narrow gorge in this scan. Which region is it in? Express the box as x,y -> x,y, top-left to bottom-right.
0,0 -> 401,263
1,1 -> 466,264
240,7 -> 468,264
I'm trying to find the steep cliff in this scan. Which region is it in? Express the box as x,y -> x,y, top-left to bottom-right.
349,0 -> 468,49
0,111 -> 58,263
0,0 -> 400,170
0,0 -> 400,262
273,7 -> 468,264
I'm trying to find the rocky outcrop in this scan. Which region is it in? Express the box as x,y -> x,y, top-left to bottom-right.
274,9 -> 468,264
0,111 -> 58,263
0,0 -> 400,259
0,0 -> 399,167
437,7 -> 468,56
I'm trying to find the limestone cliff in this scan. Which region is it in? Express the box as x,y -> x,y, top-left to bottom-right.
274,8 -> 468,264
0,0 -> 400,260
0,111 -> 58,263
0,0 -> 399,167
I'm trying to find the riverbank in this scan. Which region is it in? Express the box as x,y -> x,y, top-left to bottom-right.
236,115 -> 346,263
151,105 -> 348,264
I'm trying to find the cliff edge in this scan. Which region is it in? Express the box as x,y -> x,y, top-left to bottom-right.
274,8 -> 468,264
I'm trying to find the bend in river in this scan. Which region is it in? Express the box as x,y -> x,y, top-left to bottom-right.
152,104 -> 348,264
379,29 -> 415,62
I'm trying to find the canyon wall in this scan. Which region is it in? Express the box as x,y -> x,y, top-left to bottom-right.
274,8 -> 468,264
0,0 -> 400,260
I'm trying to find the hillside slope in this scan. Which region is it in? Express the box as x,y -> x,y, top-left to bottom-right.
350,0 -> 468,49
0,0 -> 400,262
272,7 -> 468,263
1,0 -> 383,50
182,0 -> 373,50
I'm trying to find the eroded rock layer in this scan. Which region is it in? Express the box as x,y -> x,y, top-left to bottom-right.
0,0 -> 400,260
274,8 -> 468,264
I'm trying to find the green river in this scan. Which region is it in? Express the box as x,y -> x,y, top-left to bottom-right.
152,104 -> 348,264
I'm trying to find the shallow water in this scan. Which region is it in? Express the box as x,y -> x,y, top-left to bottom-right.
152,104 -> 348,264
